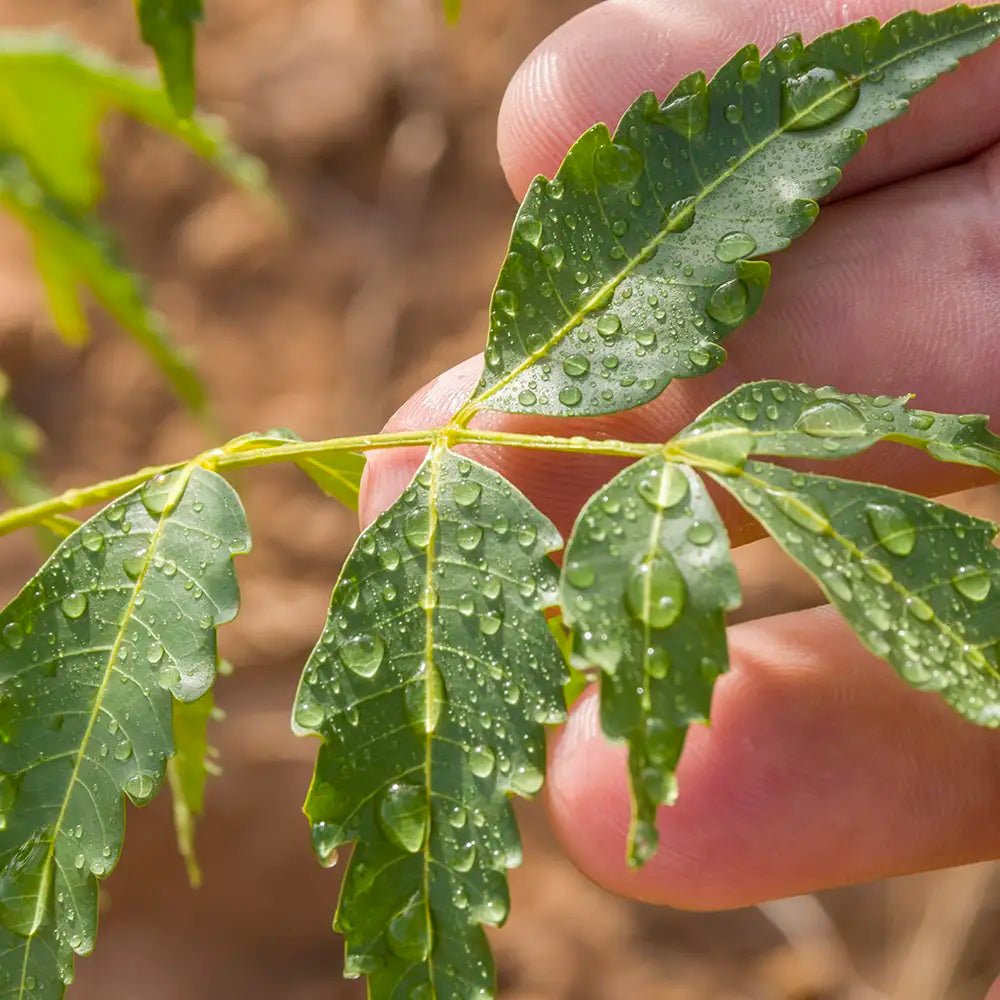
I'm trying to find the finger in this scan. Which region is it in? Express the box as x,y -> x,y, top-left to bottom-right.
361,144 -> 1000,535
497,0 -> 1000,200
545,606 -> 1000,909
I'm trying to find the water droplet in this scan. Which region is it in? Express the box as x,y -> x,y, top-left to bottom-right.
469,745 -> 496,778
908,412 -> 934,431
637,465 -> 689,511
124,772 -> 155,805
2,622 -> 24,649
659,89 -> 709,138
146,642 -> 164,665
646,647 -> 670,679
122,551 -> 147,580
558,386 -> 582,407
770,492 -> 830,534
60,592 -> 88,620
782,66 -> 860,131
0,774 -> 18,828
625,555 -> 687,629
81,527 -> 105,553
509,763 -> 544,796
593,141 -> 643,188
479,613 -> 502,636
517,216 -> 542,247
866,503 -> 916,557
953,566 -> 992,602
517,524 -> 537,548
565,560 -> 596,590
311,821 -> 342,868
495,289 -> 518,317
403,511 -> 432,550
517,389 -> 537,408
796,400 -> 867,439
562,354 -> 590,378
387,894 -> 431,962
457,524 -> 483,551
596,314 -> 621,339
541,242 -> 565,269
707,279 -> 750,326
141,472 -> 183,518
453,481 -> 482,507
740,58 -> 762,83
113,738 -> 133,761
377,784 -> 427,853
340,634 -> 386,678
715,231 -> 758,263
861,558 -> 893,585
686,522 -> 715,546
0,830 -> 52,935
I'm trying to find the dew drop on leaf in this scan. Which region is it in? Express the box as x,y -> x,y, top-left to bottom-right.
561,354 -> 590,378
81,527 -> 105,553
795,399 -> 867,438
866,502 -> 916,556
686,521 -> 715,546
124,771 -> 155,805
625,555 -> 687,629
469,745 -> 496,778
565,560 -> 596,590
387,894 -> 431,962
2,623 -> 24,650
706,279 -> 750,326
636,465 -> 689,511
953,566 -> 992,602
0,830 -> 52,936
60,592 -> 88,620
453,481 -> 482,507
403,511 -> 432,550
781,66 -> 860,130
714,231 -> 758,262
558,386 -> 583,407
769,491 -> 830,534
340,634 -> 386,678
377,784 -> 427,853
457,524 -> 483,551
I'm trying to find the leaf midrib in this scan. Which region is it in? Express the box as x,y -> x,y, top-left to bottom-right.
461,13 -> 994,419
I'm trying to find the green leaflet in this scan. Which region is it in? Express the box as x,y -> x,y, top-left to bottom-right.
0,156 -> 205,411
711,461 -> 1000,727
0,373 -> 46,511
561,461 -> 739,864
465,4 -> 1000,419
0,33 -> 262,211
0,465 -> 248,999
675,380 -> 1000,470
167,689 -> 216,889
223,431 -> 366,511
135,0 -> 204,118
294,448 -> 566,999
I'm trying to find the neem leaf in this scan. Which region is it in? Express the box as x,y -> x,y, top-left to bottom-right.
711,460 -> 1000,727
0,465 -> 248,998
294,448 -> 566,999
167,689 -> 216,889
0,33 -> 264,211
561,461 -> 739,864
675,380 -> 1000,471
135,0 -> 204,118
0,156 -> 205,411
466,5 -> 1000,419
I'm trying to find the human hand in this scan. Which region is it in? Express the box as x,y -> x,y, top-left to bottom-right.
361,0 -> 1000,944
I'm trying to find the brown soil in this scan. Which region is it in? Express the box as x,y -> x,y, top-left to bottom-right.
0,2 -> 997,998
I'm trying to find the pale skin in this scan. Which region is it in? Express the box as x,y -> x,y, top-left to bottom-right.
360,0 -> 1000,991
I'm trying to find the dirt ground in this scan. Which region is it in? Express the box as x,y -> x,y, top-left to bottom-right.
0,1 -> 998,997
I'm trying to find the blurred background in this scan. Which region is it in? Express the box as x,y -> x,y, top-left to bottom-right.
0,0 -> 997,997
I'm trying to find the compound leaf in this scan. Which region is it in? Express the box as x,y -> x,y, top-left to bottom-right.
676,380 -> 1000,471
294,447 -> 566,999
711,460 -> 1000,727
0,465 -> 248,998
561,461 -> 739,864
135,0 -> 204,118
467,4 -> 1000,419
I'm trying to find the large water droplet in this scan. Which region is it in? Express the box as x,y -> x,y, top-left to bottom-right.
377,784 -> 427,853
60,592 -> 88,620
340,634 -> 385,678
2,622 -> 24,650
403,511 -> 432,550
707,279 -> 750,326
565,560 -> 596,590
636,465 -> 689,511
866,503 -> 916,557
714,231 -> 758,263
770,492 -> 830,534
625,555 -> 687,629
796,400 -> 867,439
453,481 -> 482,507
0,830 -> 52,936
457,524 -> 483,551
593,141 -> 643,188
141,471 -> 184,518
387,894 -> 431,962
311,821 -> 342,868
953,566 -> 992,602
124,771 -> 155,805
659,89 -> 709,138
781,66 -> 860,131
562,354 -> 590,378
81,527 -> 105,553
469,745 -> 496,778
686,521 -> 715,546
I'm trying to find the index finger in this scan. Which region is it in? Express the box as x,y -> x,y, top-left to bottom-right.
498,0 -> 1000,198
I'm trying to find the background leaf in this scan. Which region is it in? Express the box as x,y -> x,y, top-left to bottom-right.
561,461 -> 739,864
712,460 -> 1000,728
294,448 -> 566,999
167,689 -> 217,889
0,465 -> 249,998
677,379 -> 1000,470
135,0 -> 204,118
465,4 -> 1000,419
